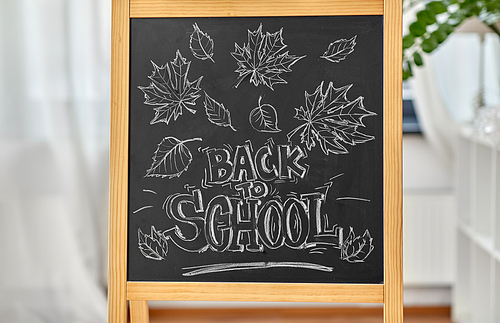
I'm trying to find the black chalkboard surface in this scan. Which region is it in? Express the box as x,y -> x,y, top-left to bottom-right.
128,15 -> 383,283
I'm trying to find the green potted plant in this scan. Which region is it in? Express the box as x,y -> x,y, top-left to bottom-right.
403,0 -> 500,80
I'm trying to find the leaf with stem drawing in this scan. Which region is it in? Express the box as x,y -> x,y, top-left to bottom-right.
204,92 -> 236,131
249,96 -> 281,133
190,23 -> 215,63
146,136 -> 202,179
321,36 -> 357,63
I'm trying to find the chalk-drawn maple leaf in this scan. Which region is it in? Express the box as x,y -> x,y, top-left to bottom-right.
340,228 -> 374,263
231,24 -> 305,90
287,81 -> 376,155
138,50 -> 203,125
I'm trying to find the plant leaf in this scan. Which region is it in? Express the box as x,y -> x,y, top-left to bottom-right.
231,24 -> 305,90
406,60 -> 413,77
417,9 -> 437,26
422,36 -> 438,53
413,52 -> 423,66
146,136 -> 202,178
426,1 -> 448,14
340,228 -> 374,263
402,34 -> 415,49
190,23 -> 215,63
138,50 -> 203,125
432,28 -> 448,43
409,21 -> 426,37
320,35 -> 357,63
138,226 -> 168,260
287,81 -> 376,155
249,96 -> 281,133
204,92 -> 236,131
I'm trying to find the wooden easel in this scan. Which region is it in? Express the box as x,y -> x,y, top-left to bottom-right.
109,1 -> 402,322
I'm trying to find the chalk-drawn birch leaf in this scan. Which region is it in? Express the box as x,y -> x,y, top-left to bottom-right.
145,136 -> 202,179
204,92 -> 236,131
231,24 -> 305,90
340,228 -> 374,263
321,36 -> 357,63
287,81 -> 376,155
138,50 -> 203,125
138,226 -> 168,260
190,23 -> 215,63
249,96 -> 281,133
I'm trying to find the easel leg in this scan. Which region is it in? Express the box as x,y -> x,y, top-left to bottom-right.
130,300 -> 149,323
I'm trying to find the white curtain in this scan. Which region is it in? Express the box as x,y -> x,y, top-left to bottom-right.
0,1 -> 110,322
405,8 -> 500,168
410,32 -> 500,166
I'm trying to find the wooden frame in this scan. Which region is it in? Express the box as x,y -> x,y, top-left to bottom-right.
109,1 -> 402,322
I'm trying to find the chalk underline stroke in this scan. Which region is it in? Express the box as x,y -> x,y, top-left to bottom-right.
133,205 -> 153,214
336,197 -> 371,202
182,262 -> 333,276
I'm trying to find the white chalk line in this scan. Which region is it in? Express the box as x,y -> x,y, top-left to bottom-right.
336,197 -> 371,202
182,261 -> 333,276
133,205 -> 153,214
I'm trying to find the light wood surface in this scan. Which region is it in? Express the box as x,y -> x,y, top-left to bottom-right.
382,0 -> 403,322
131,300 -> 150,323
152,316 -> 450,323
130,0 -> 383,17
148,306 -> 452,323
127,282 -> 384,303
109,0 -> 129,322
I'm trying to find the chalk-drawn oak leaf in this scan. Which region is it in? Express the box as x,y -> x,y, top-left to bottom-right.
340,228 -> 374,263
287,81 -> 376,155
204,92 -> 236,131
146,136 -> 202,179
231,24 -> 305,90
138,50 -> 203,125
321,36 -> 357,63
138,226 -> 168,260
190,23 -> 215,63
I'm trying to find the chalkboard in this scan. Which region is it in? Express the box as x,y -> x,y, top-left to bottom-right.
127,16 -> 383,284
